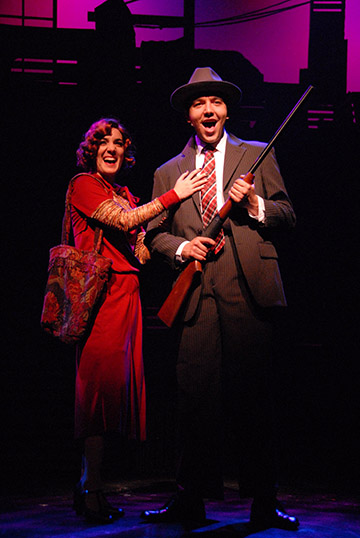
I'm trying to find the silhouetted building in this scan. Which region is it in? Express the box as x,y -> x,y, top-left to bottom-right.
300,0 -> 347,129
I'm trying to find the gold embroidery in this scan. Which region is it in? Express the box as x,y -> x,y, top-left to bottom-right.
91,194 -> 165,232
134,231 -> 151,264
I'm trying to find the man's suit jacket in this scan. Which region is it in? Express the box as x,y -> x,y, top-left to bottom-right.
146,132 -> 296,315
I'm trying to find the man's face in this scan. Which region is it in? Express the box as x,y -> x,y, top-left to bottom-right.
187,95 -> 228,146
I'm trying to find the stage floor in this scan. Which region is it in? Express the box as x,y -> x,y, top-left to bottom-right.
1,479 -> 359,537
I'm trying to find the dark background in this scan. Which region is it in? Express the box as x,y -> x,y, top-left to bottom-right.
1,2 -> 359,497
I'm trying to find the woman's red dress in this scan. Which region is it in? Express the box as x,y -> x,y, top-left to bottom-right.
71,174 -> 147,441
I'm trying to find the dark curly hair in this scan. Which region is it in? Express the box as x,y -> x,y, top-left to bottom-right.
76,118 -> 136,174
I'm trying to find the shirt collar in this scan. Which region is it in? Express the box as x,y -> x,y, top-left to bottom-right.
195,130 -> 228,155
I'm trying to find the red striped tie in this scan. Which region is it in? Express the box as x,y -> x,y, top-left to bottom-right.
201,147 -> 225,254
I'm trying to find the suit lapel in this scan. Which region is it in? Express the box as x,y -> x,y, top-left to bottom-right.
178,139 -> 194,172
179,137 -> 202,215
223,135 -> 247,193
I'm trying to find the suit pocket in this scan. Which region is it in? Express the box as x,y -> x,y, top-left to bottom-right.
258,241 -> 278,259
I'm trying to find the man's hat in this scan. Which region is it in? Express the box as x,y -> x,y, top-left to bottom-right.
170,67 -> 242,112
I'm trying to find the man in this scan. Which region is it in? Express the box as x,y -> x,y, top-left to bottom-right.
142,67 -> 299,531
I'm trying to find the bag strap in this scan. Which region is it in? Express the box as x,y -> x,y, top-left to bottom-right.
61,173 -> 107,253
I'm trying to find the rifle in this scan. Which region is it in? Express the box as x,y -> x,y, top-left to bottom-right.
158,85 -> 314,327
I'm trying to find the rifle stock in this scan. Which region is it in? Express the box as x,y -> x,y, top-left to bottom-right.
157,260 -> 203,326
157,85 -> 314,327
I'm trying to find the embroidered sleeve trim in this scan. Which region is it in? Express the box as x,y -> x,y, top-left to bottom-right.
134,231 -> 151,264
91,196 -> 165,232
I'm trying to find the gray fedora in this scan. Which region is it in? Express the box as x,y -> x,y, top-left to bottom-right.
170,67 -> 242,112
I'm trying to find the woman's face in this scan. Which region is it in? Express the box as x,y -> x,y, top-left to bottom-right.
96,127 -> 125,182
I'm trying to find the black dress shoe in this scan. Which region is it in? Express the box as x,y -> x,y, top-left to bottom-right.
250,500 -> 299,531
141,492 -> 206,523
73,483 -> 124,523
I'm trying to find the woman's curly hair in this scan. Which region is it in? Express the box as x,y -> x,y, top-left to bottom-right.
76,118 -> 136,174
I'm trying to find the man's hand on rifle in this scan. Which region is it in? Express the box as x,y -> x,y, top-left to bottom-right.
230,176 -> 259,217
182,237 -> 216,262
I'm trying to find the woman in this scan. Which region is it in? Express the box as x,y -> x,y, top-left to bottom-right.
70,118 -> 206,523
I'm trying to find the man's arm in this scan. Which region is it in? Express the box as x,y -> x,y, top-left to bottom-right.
256,148 -> 296,229
228,145 -> 296,230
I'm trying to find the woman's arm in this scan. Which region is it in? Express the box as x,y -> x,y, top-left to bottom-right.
86,170 -> 206,232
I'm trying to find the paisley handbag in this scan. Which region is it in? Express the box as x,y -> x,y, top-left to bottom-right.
40,175 -> 113,344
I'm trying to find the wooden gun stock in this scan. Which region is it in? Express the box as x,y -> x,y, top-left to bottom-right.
157,85 -> 314,327
157,260 -> 203,327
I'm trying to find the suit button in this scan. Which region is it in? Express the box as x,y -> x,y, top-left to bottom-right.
197,229 -> 203,235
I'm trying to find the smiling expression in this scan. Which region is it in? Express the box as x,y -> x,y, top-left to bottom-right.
96,128 -> 125,182
187,95 -> 228,146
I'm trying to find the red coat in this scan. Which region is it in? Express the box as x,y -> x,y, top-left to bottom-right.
71,174 -> 146,440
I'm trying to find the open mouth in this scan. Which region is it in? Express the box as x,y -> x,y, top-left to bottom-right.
202,120 -> 217,131
104,158 -> 117,164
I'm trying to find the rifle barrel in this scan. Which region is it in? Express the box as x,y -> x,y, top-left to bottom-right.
204,85 -> 314,239
248,85 -> 314,175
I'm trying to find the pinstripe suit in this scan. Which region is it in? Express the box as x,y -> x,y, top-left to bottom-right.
146,131 -> 296,499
